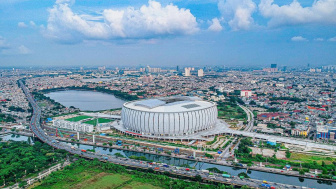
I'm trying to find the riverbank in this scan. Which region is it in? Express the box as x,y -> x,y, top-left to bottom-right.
51,133 -> 336,184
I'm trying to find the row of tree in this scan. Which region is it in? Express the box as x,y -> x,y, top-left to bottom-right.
0,141 -> 67,186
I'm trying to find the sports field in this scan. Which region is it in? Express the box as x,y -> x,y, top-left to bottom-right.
83,118 -> 112,126
65,115 -> 92,122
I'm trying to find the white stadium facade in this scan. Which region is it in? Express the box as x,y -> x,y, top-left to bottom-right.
119,96 -> 218,139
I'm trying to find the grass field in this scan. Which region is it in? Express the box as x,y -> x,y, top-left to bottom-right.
289,152 -> 336,164
84,118 -> 112,126
38,102 -> 47,107
33,165 -> 160,189
65,115 -> 92,122
217,103 -> 247,121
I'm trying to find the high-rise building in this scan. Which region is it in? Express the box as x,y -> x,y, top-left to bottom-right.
283,66 -> 287,72
198,69 -> 204,77
271,64 -> 277,68
142,75 -> 153,83
184,67 -> 191,76
176,65 -> 179,72
143,66 -> 161,73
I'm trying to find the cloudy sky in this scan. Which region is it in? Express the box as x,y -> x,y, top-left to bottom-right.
0,0 -> 335,67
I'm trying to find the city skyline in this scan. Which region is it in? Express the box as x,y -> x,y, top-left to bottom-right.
0,0 -> 336,67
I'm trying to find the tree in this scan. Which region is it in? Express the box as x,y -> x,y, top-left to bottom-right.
322,161 -> 326,167
193,174 -> 202,182
286,149 -> 291,158
299,169 -> 305,175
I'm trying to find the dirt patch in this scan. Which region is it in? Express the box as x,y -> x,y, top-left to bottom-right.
250,147 -> 286,159
276,150 -> 286,159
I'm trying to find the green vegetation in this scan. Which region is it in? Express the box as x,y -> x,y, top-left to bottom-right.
0,113 -> 16,123
65,115 -> 92,122
207,167 -> 228,174
114,153 -> 125,158
286,149 -> 291,158
32,92 -> 65,110
238,172 -> 250,178
129,155 -> 152,162
8,106 -> 25,112
35,158 -> 241,189
84,118 -> 112,126
289,153 -> 336,164
0,141 -> 67,187
205,153 -> 214,159
217,101 -> 247,121
235,138 -> 336,178
206,136 -> 218,145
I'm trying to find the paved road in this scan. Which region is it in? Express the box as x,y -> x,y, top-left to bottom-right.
238,104 -> 254,132
19,81 -> 302,189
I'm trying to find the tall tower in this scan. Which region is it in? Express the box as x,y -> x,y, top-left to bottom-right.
184,67 -> 191,76
198,69 -> 204,77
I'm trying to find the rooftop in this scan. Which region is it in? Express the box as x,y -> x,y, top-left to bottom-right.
124,96 -> 215,112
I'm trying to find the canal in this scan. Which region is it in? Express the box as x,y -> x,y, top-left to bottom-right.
1,134 -> 334,189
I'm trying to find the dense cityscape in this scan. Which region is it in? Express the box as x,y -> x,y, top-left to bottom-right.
1,0 -> 336,188
1,65 -> 336,189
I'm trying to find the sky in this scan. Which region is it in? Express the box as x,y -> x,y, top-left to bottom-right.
0,0 -> 335,68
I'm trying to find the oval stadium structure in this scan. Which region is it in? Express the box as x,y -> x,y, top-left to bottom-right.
121,96 -> 217,136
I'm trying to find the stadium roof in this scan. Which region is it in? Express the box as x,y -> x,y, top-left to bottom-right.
125,96 -> 215,112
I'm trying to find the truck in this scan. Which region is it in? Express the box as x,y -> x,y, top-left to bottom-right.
103,157 -> 108,160
81,149 -> 87,152
116,140 -> 123,146
261,183 -> 271,188
201,170 -> 209,173
163,164 -> 169,168
222,174 -> 231,178
185,168 -> 190,171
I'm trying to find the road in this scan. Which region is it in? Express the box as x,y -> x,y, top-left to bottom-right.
238,104 -> 255,132
19,81 -> 302,189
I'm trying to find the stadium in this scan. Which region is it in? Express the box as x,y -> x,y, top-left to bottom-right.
120,96 -> 217,137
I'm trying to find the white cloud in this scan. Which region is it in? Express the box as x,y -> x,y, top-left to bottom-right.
0,36 -> 10,50
18,45 -> 31,54
218,0 -> 256,31
18,22 -> 28,28
44,0 -> 199,43
208,18 -> 223,32
259,0 -> 336,27
329,36 -> 336,41
291,36 -> 308,42
314,38 -> 324,41
30,21 -> 36,27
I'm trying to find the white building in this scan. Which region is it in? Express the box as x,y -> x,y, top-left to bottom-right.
198,69 -> 204,77
184,67 -> 191,76
240,90 -> 253,97
121,96 -> 217,136
53,120 -> 94,132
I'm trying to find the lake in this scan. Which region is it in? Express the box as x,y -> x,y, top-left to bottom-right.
45,90 -> 126,111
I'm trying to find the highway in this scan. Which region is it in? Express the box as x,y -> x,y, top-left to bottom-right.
19,81 -> 302,189
238,104 -> 255,132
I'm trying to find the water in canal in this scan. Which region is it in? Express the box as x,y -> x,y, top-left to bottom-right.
1,134 -> 333,189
